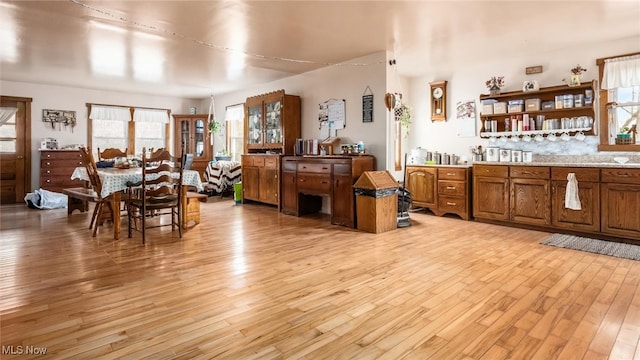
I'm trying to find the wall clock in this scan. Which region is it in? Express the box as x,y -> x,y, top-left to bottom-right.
430,80 -> 447,122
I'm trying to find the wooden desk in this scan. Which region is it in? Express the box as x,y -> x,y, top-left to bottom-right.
281,155 -> 375,228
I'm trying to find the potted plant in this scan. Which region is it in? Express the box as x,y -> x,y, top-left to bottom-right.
486,76 -> 505,96
209,120 -> 222,134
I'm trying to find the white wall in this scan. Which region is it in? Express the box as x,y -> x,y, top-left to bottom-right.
1,80 -> 200,191
406,37 -> 640,161
203,52 -> 389,170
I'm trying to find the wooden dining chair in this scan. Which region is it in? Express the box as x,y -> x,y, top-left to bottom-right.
79,147 -> 116,237
126,147 -> 185,244
98,147 -> 128,161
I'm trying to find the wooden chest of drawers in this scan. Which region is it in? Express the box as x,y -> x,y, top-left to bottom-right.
40,150 -> 85,193
405,165 -> 472,220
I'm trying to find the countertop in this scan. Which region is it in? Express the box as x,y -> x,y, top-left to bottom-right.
472,161 -> 640,168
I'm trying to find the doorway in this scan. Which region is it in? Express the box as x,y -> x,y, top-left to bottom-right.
0,96 -> 32,204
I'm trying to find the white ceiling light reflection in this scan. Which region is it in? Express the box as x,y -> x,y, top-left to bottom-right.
133,32 -> 165,82
225,5 -> 247,80
90,21 -> 126,77
0,6 -> 18,63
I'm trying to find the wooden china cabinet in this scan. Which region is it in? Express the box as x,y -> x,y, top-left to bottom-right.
242,90 -> 301,207
173,114 -> 211,175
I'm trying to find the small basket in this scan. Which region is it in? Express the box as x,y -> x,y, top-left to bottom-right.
615,136 -> 633,145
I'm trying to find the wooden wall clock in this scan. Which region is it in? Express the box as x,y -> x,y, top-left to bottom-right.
430,80 -> 447,122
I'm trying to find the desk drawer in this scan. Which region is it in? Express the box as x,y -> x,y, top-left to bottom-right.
438,180 -> 466,197
474,165 -> 508,177
298,162 -> 331,174
297,173 -> 331,193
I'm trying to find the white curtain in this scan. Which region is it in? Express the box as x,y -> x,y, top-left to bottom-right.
602,54 -> 640,89
133,108 -> 169,123
89,105 -> 131,121
0,107 -> 18,126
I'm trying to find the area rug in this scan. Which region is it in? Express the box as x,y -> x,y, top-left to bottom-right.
541,233 -> 640,261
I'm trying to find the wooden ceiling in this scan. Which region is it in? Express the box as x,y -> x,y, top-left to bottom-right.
1,1 -> 638,98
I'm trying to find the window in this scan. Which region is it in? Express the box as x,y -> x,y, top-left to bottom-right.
0,108 -> 17,152
224,104 -> 244,162
597,52 -> 640,151
88,104 -> 170,156
133,108 -> 169,155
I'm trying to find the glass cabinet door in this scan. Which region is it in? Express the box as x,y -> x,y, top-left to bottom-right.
194,118 -> 205,157
247,104 -> 263,145
181,120 -> 191,155
264,99 -> 282,145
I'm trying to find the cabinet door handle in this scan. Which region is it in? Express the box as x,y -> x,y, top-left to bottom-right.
299,179 -> 305,182
46,170 -> 51,174
46,162 -> 51,166
321,180 -> 328,184
446,172 -> 455,176
322,167 -> 329,170
446,202 -> 456,206
446,186 -> 456,190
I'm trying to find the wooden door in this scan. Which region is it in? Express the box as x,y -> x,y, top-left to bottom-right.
0,96 -> 31,204
259,167 -> 279,206
242,166 -> 260,202
332,173 -> 354,227
473,176 -> 509,221
510,178 -> 550,226
406,167 -> 436,208
601,183 -> 640,240
551,180 -> 600,232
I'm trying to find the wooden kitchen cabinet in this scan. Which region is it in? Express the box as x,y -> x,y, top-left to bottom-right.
473,165 -> 510,221
40,150 -> 85,193
242,90 -> 300,207
600,168 -> 640,240
405,165 -> 471,220
510,166 -> 550,226
245,89 -> 300,155
242,154 -> 280,207
173,114 -> 211,175
551,167 -> 600,232
406,166 -> 437,209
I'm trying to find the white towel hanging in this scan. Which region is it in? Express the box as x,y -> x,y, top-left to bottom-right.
565,173 -> 581,210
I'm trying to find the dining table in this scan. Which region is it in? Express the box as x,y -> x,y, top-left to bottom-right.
71,166 -> 204,240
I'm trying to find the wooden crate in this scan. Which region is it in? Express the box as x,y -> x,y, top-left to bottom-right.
354,171 -> 398,233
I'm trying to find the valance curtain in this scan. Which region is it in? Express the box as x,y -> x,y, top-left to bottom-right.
0,107 -> 18,126
133,108 -> 169,123
224,104 -> 244,122
89,105 -> 131,121
602,54 -> 640,89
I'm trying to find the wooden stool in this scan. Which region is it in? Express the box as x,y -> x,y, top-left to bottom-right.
182,192 -> 208,229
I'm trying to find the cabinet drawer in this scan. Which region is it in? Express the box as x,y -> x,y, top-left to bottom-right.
551,167 -> 599,182
297,173 -> 331,193
41,176 -> 83,187
41,159 -> 83,168
242,156 -> 259,167
298,162 -> 331,174
438,195 -> 466,213
264,156 -> 278,169
282,158 -> 297,171
333,163 -> 351,175
601,168 -> 640,184
510,166 -> 550,179
438,167 -> 466,181
438,180 -> 466,197
474,165 -> 508,177
40,167 -> 80,176
41,151 -> 83,160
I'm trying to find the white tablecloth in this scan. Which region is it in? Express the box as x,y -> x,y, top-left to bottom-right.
71,167 -> 204,198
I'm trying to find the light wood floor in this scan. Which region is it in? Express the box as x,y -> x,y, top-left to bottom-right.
1,199 -> 639,359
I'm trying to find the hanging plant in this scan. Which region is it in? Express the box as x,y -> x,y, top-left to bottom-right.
209,120 -> 222,134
